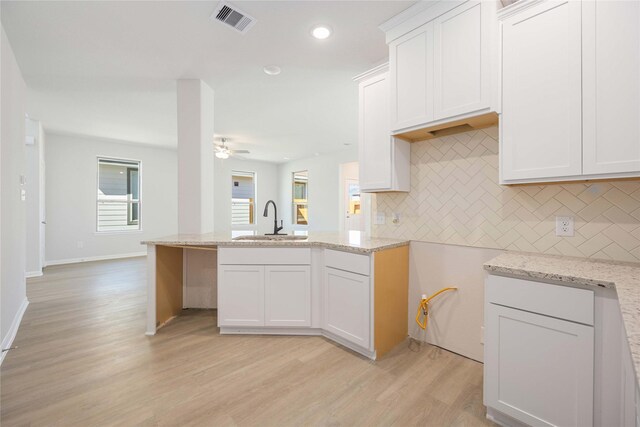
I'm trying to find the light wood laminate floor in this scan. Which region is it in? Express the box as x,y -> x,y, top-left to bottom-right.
1,257 -> 492,426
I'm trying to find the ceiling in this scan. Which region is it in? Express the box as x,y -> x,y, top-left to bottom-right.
1,1 -> 414,162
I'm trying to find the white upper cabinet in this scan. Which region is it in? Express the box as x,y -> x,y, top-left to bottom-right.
500,0 -> 640,184
384,0 -> 495,134
433,0 -> 490,120
500,0 -> 583,182
582,0 -> 640,175
356,67 -> 410,193
389,22 -> 434,130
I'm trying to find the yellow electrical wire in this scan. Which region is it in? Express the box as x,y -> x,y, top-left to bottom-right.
415,287 -> 457,330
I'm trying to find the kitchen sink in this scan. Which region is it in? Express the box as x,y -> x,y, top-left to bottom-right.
232,235 -> 308,241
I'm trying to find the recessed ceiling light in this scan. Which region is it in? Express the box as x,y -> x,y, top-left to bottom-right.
311,25 -> 332,40
284,157 -> 290,160
263,65 -> 281,75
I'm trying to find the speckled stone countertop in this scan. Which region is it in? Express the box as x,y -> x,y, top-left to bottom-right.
484,251 -> 640,389
141,231 -> 409,254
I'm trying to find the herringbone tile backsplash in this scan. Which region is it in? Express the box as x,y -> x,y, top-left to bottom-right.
373,126 -> 640,262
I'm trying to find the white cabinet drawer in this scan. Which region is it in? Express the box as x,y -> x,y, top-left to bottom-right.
487,275 -> 594,326
219,247 -> 311,265
324,249 -> 370,276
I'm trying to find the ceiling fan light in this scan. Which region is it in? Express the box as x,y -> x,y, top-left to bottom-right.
215,150 -> 230,159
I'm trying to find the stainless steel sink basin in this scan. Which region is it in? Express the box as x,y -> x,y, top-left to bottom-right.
232,235 -> 308,241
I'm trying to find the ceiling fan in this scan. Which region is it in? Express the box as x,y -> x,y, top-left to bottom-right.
214,137 -> 250,159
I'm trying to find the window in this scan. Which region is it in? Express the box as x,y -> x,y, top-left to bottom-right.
231,171 -> 256,226
292,170 -> 308,225
97,158 -> 141,232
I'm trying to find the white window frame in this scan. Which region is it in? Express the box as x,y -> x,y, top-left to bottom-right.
96,156 -> 142,234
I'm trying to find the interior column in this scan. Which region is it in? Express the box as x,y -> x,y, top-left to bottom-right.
176,79 -> 215,234
176,80 -> 217,309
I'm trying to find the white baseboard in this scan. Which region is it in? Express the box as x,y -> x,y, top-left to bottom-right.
25,270 -> 43,278
44,251 -> 147,267
1,297 -> 29,365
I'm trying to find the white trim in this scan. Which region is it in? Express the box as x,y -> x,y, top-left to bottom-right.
378,1 -> 437,33
353,63 -> 389,82
380,0 -> 467,44
25,270 -> 43,278
496,0 -> 547,20
44,251 -> 146,267
1,298 -> 29,365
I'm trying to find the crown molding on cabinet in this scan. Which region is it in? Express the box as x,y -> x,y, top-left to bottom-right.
496,0 -> 547,20
352,62 -> 389,82
380,0 -> 468,44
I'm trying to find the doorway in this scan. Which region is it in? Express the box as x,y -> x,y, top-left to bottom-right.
339,161 -> 368,233
344,178 -> 362,232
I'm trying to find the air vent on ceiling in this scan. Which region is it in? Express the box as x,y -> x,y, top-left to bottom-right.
210,1 -> 257,34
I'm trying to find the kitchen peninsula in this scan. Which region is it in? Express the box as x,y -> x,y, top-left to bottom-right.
142,232 -> 410,359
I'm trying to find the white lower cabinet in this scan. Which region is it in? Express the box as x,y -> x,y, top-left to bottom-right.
485,303 -> 594,427
218,265 -> 265,327
323,267 -> 371,350
217,246 -> 409,360
484,273 -> 640,427
264,265 -> 311,327
218,248 -> 311,328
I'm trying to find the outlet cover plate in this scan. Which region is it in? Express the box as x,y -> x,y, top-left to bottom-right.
555,216 -> 574,237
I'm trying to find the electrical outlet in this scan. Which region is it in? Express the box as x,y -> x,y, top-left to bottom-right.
375,212 -> 386,225
392,213 -> 400,224
555,216 -> 574,237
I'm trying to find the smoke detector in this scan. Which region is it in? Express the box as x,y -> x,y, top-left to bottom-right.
210,1 -> 257,34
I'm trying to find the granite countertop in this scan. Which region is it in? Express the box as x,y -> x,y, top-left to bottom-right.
141,231 -> 409,254
484,251 -> 640,389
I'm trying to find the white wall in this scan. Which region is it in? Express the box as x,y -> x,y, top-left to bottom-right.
213,157 -> 279,234
408,241 -> 503,362
277,148 -> 357,232
25,119 -> 44,276
45,133 -> 178,264
1,25 -> 28,353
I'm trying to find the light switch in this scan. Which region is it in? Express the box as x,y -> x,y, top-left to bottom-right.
375,212 -> 386,225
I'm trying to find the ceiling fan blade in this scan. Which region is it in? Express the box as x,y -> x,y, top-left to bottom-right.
232,150 -> 250,154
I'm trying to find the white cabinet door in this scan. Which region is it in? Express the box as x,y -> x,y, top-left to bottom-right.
323,267 -> 370,349
500,0 -> 583,182
433,0 -> 489,119
359,72 -> 392,191
264,266 -> 311,327
389,21 -> 434,131
485,303 -> 594,427
583,0 -> 640,175
218,265 -> 264,327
